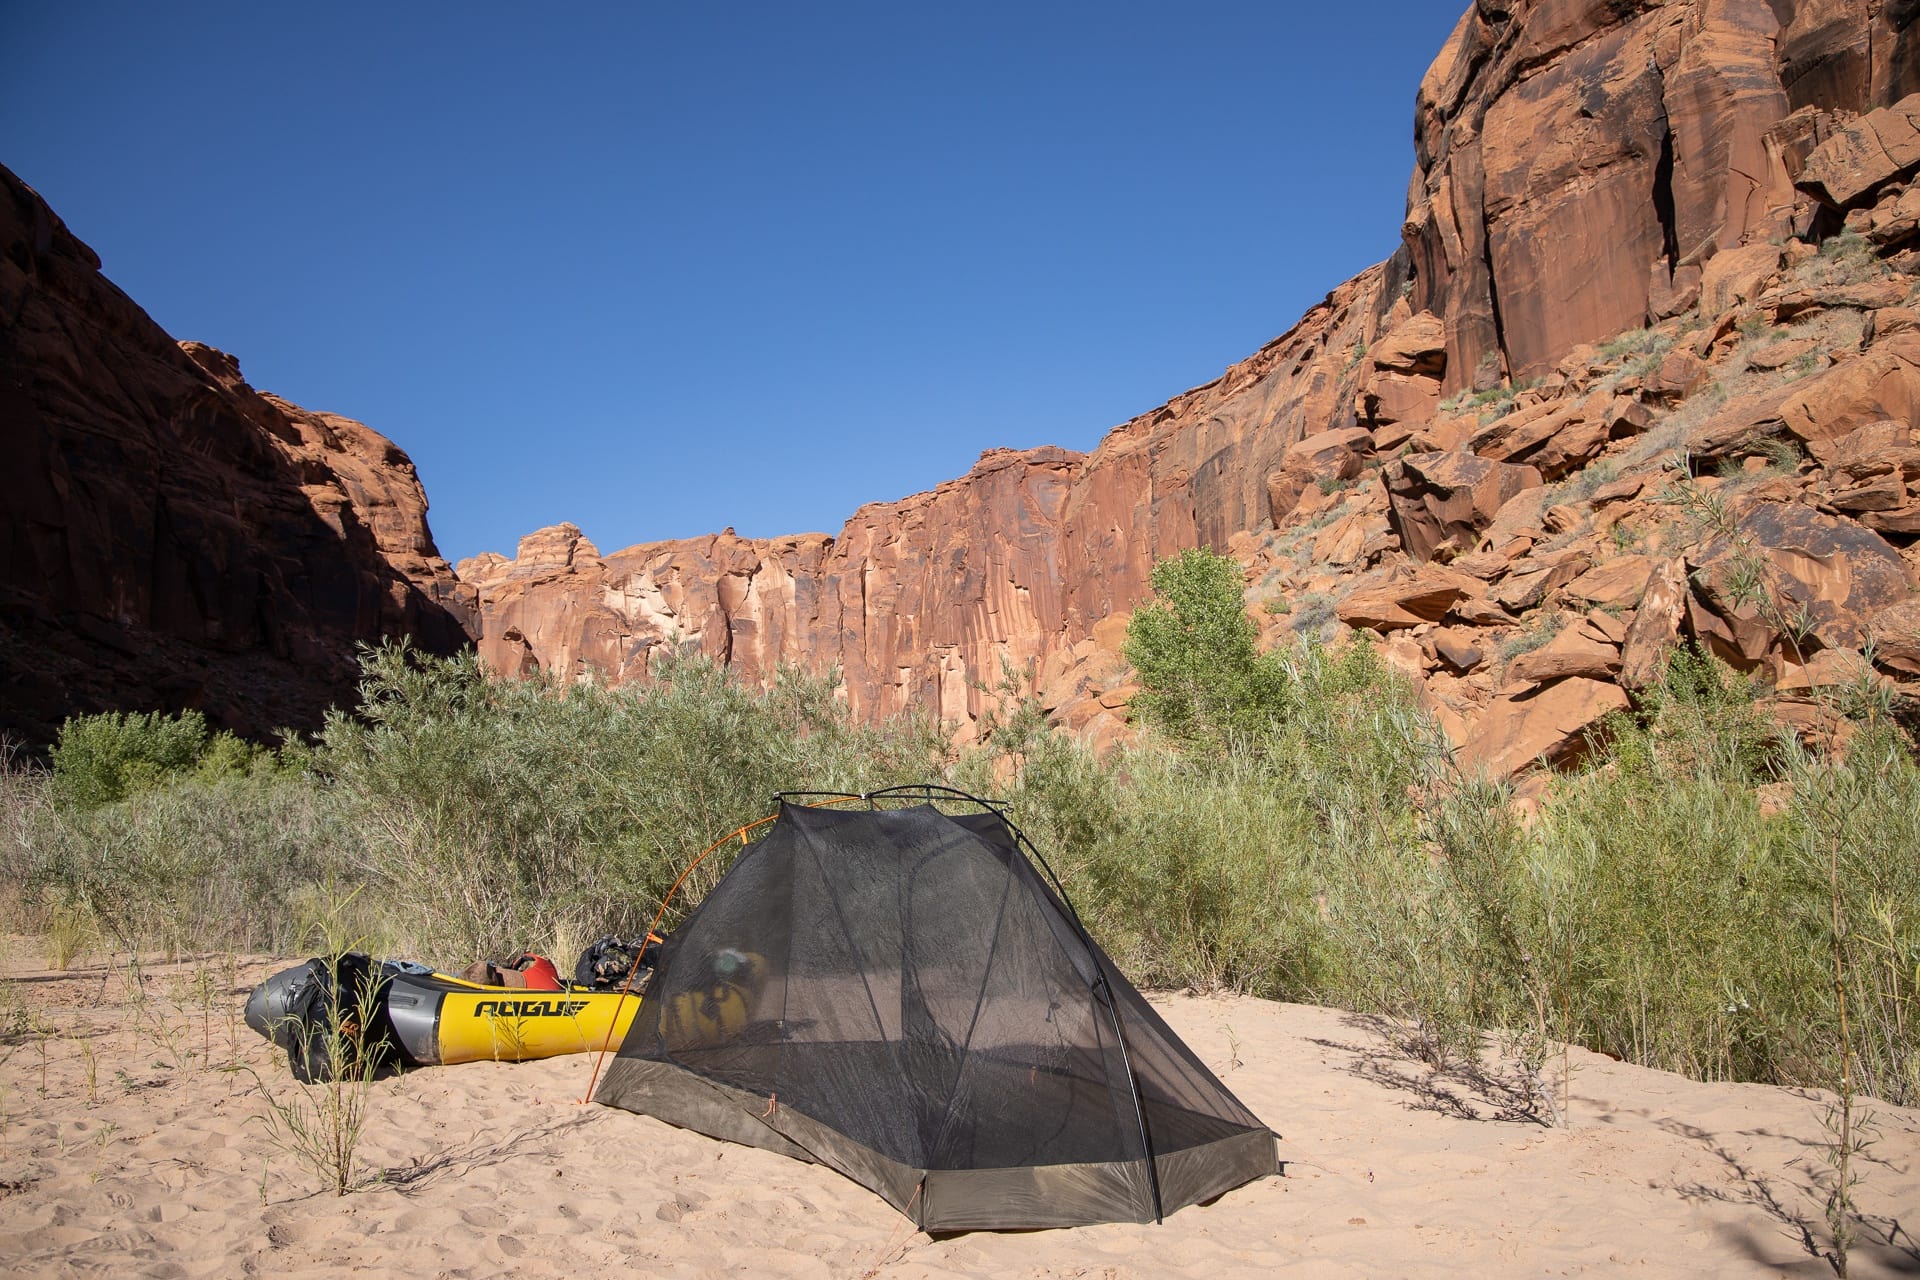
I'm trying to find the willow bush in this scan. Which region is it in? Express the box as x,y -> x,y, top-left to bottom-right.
5,642 -> 943,963
319,642 -> 943,958
6,607 -> 1914,1105
970,638 -> 1919,1102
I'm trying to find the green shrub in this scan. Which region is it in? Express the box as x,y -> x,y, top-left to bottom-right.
46,709 -> 269,809
10,625 -> 1915,1107
316,642 -> 944,957
960,638 -> 1919,1102
50,710 -> 211,807
1123,548 -> 1289,751
8,643 -> 944,962
20,772 -> 357,957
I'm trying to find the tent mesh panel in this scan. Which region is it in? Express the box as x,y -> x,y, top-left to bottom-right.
602,800 -> 1272,1225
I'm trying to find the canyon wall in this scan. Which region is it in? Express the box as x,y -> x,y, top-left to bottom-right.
461,269 -> 1398,744
11,0 -> 1920,764
467,0 -> 1920,753
1406,0 -> 1920,389
0,164 -> 472,746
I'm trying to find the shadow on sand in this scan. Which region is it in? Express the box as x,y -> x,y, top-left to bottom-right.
1308,1012 -> 1559,1126
375,1113 -> 596,1195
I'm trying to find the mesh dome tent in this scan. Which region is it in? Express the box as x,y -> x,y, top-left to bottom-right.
594,789 -> 1277,1231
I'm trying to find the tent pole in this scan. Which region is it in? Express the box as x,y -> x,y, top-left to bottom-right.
988,804 -> 1164,1226
1094,965 -> 1165,1223
796,782 -> 1169,1222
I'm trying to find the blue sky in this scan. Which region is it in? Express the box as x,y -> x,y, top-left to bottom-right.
7,2 -> 1464,565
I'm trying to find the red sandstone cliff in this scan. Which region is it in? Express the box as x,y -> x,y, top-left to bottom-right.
15,2 -> 1920,767
0,164 -> 473,746
1405,0 -> 1920,388
461,270 -> 1399,745
467,1 -> 1920,759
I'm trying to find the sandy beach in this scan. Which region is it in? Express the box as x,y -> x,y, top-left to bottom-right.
1,945 -> 1915,1279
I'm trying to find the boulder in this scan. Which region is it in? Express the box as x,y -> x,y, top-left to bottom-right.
1450,550 -> 1515,581
1650,261 -> 1703,319
1688,387 -> 1797,463
1860,184 -> 1920,246
1748,337 -> 1822,371
1588,473 -> 1653,507
1806,419 -> 1920,481
1507,629 -> 1623,684
1870,597 -> 1920,674
1642,350 -> 1709,404
1378,633 -> 1431,683
1578,608 -> 1629,646
1448,596 -> 1518,627
1469,401 -> 1575,463
1867,306 -> 1920,341
1780,334 -> 1920,443
1383,451 -> 1544,562
1542,504 -> 1584,536
1336,564 -> 1485,632
1407,415 -> 1482,455
1599,397 -> 1655,441
1430,628 -> 1486,674
1796,91 -> 1920,208
1458,677 -> 1632,781
1531,418 -> 1615,481
1700,242 -> 1786,315
1689,500 -> 1913,658
1763,279 -> 1911,322
1488,553 -> 1591,613
1370,311 -> 1447,376
1826,474 -> 1910,511
1565,555 -> 1658,609
1468,399 -> 1613,480
1860,502 -> 1920,535
1312,510 -> 1373,567
1619,558 -> 1690,689
1266,428 -> 1373,525
1360,369 -> 1442,427
1775,647 -> 1881,692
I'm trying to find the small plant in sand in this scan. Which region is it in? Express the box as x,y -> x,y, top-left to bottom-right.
1787,724 -> 1914,1277
122,955 -> 190,1075
248,892 -> 392,1197
86,1122 -> 119,1184
41,897 -> 95,971
78,1038 -> 98,1104
486,1003 -> 535,1062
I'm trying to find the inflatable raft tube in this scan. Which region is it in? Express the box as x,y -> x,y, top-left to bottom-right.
244,958 -> 646,1073
385,969 -> 644,1065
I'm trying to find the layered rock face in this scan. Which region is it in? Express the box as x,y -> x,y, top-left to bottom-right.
1406,0 -> 1920,387
464,270 -> 1402,745
471,0 -> 1920,767
0,164 -> 472,745
18,0 -> 1901,770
